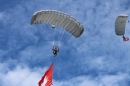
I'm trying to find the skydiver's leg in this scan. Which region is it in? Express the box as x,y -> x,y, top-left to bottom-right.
54,54 -> 56,57
55,51 -> 57,55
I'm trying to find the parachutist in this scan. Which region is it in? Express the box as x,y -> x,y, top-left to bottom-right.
122,35 -> 129,41
115,14 -> 129,42
52,45 -> 59,57
31,10 -> 84,55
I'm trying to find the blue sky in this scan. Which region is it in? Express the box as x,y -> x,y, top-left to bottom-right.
0,0 -> 130,86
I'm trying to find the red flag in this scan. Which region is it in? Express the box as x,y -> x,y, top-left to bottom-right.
38,63 -> 54,86
124,37 -> 129,41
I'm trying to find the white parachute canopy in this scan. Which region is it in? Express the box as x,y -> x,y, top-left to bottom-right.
115,14 -> 128,36
30,10 -> 84,46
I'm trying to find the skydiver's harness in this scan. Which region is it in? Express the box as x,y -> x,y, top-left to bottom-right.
53,50 -> 57,54
52,46 -> 59,56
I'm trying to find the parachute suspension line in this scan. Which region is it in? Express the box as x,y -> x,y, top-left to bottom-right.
35,27 -> 45,41
45,26 -> 54,44
58,29 -> 66,47
52,27 -> 57,46
41,32 -> 52,44
43,29 -> 50,41
44,25 -> 55,45
63,32 -> 70,42
63,33 -> 72,43
58,28 -> 63,46
60,32 -> 72,46
59,32 -> 67,45
38,25 -> 54,45
40,27 -> 50,39
43,28 -> 53,43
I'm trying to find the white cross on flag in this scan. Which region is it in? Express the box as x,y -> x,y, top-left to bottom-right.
38,63 -> 54,86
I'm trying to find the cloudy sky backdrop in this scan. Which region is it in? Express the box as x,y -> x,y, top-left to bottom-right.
0,0 -> 130,86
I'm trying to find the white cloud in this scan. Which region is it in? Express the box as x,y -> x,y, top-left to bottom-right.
0,59 -> 129,86
0,62 -> 49,86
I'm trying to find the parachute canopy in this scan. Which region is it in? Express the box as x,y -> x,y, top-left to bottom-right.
115,14 -> 128,36
30,10 -> 84,38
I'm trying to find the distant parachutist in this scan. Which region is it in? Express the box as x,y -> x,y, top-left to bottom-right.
52,45 -> 59,57
115,14 -> 129,42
